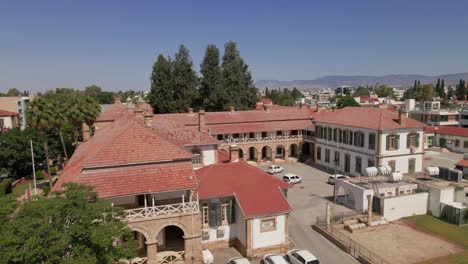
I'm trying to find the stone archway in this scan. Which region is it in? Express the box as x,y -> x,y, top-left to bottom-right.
238,148 -> 244,160
261,146 -> 273,161
275,144 -> 286,161
157,225 -> 185,252
247,146 -> 258,161
289,144 -> 299,159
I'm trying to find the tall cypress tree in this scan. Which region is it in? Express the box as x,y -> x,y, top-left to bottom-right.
172,45 -> 199,112
435,78 -> 441,96
221,41 -> 258,110
199,44 -> 225,111
149,55 -> 175,113
457,79 -> 465,100
440,79 -> 446,99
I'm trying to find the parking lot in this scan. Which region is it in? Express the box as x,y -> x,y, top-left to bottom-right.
214,162 -> 358,264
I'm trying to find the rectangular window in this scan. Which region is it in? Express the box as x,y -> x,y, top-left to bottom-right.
344,154 -> 351,173
192,153 -> 202,164
317,147 -> 321,161
333,128 -> 338,142
325,149 -> 330,163
355,156 -> 362,173
221,203 -> 228,224
334,151 -> 340,166
455,140 -> 460,147
407,132 -> 419,148
464,141 -> 468,148
327,127 -> 332,141
202,204 -> 209,226
260,218 -> 277,232
0,118 -> 4,128
368,133 -> 376,150
386,135 -> 398,150
368,158 -> 375,168
348,131 -> 354,145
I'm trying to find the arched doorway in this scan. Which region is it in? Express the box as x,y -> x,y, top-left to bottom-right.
261,146 -> 273,161
248,147 -> 258,161
275,145 -> 286,160
158,225 -> 185,252
133,230 -> 148,258
289,144 -> 299,158
238,148 -> 244,160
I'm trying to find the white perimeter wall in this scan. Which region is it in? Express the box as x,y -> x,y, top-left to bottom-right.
381,193 -> 428,221
419,185 -> 454,217
252,214 -> 286,249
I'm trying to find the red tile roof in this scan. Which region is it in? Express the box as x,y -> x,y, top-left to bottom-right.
151,118 -> 218,146
455,159 -> 468,167
431,126 -> 468,137
0,109 -> 18,116
217,149 -> 229,163
313,107 -> 426,130
96,103 -> 128,121
206,120 -> 313,134
53,112 -> 196,197
196,161 -> 291,217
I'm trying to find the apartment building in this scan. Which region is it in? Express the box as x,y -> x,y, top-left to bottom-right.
425,126 -> 468,153
308,107 -> 426,176
408,101 -> 459,126
0,96 -> 30,130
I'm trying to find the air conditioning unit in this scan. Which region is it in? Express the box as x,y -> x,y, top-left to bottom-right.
202,230 -> 209,240
216,228 -> 225,238
410,147 -> 416,153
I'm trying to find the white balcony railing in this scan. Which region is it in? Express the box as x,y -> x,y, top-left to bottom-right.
221,135 -> 302,145
124,201 -> 199,221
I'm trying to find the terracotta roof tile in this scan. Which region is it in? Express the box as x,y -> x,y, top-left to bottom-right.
0,109 -> 18,116
455,159 -> 468,167
196,161 -> 291,217
314,107 -> 426,130
96,103 -> 128,121
432,126 -> 468,137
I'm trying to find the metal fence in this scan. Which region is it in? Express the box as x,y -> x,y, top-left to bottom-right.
314,219 -> 390,264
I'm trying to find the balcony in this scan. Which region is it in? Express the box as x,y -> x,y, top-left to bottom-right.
221,135 -> 303,145
124,201 -> 199,221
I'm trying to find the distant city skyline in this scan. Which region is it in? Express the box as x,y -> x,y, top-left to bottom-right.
1,0 -> 468,92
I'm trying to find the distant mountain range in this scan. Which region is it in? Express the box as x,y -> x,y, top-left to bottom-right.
254,72 -> 468,90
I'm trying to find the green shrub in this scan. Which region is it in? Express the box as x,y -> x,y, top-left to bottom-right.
35,170 -> 45,180
42,186 -> 50,196
0,178 -> 13,195
50,167 -> 57,175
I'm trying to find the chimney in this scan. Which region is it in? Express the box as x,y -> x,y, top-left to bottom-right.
398,108 -> 407,126
198,109 -> 206,132
188,107 -> 194,115
264,104 -> 271,113
230,106 -> 235,113
229,145 -> 240,162
144,111 -> 154,128
133,107 -> 144,120
114,97 -> 121,104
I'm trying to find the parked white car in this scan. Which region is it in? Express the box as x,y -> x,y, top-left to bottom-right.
285,249 -> 320,264
282,173 -> 303,184
262,254 -> 288,264
327,174 -> 348,184
227,257 -> 251,264
267,165 -> 284,174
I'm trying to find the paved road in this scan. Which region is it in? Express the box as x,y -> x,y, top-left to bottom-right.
262,163 -> 358,264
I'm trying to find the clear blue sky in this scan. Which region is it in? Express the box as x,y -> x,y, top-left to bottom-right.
1,0 -> 468,92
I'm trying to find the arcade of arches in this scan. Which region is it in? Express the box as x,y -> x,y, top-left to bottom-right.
231,140 -> 314,164
127,213 -> 202,264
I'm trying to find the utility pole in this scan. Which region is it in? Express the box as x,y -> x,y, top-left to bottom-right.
30,140 -> 37,196
333,131 -> 339,203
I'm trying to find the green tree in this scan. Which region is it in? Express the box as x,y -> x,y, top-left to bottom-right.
6,88 -> 21,96
66,97 -> 100,145
149,55 -> 175,113
420,84 -> 434,102
50,99 -> 69,160
440,79 -> 446,99
456,79 -> 466,100
222,41 -> 258,110
435,78 -> 441,96
0,128 -> 45,178
375,84 -> 395,98
0,183 -> 136,263
336,95 -> 360,108
199,44 -> 226,111
172,44 -> 199,112
353,86 -> 371,97
26,97 -> 54,188
447,85 -> 455,99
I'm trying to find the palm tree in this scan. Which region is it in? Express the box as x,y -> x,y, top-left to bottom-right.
26,97 -> 54,189
66,96 -> 100,146
50,99 -> 69,161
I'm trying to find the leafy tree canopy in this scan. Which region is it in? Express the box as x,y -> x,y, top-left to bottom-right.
0,183 -> 136,264
336,95 -> 360,108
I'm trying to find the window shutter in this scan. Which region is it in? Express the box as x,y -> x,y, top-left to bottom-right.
396,135 -> 400,149
227,200 -> 235,224
361,133 -> 365,147
416,133 -> 420,148
386,135 -> 390,150
349,131 -> 353,145
407,134 -> 411,148
209,199 -> 221,227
